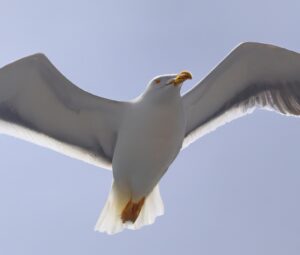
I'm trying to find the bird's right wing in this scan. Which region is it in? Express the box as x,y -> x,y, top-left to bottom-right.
182,42 -> 300,149
0,53 -> 128,170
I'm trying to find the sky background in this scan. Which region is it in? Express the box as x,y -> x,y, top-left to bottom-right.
0,0 -> 300,254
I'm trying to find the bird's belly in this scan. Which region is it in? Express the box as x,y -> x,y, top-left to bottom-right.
112,105 -> 185,199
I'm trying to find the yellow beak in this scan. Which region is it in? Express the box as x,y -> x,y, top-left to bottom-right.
171,71 -> 193,86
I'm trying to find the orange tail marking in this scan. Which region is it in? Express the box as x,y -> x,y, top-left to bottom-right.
121,197 -> 145,223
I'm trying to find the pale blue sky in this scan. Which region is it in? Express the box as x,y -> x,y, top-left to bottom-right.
0,0 -> 300,254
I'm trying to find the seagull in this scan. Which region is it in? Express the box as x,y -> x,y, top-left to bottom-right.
0,42 -> 300,234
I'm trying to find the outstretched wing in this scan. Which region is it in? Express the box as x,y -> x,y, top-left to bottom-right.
0,53 -> 127,170
182,42 -> 300,148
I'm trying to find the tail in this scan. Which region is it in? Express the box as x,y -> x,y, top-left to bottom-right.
94,182 -> 164,235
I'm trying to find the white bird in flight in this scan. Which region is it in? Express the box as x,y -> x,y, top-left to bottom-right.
0,42 -> 300,234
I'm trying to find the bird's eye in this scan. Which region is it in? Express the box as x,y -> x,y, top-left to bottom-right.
155,79 -> 161,84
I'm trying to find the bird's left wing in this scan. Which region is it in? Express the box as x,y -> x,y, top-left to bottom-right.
0,53 -> 128,170
182,42 -> 300,148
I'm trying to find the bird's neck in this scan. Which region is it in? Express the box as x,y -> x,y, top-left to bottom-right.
141,86 -> 181,102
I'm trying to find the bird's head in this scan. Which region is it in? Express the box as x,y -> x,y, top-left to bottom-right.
146,71 -> 192,92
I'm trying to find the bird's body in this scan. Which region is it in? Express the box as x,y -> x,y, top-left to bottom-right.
1,42 -> 300,234
113,86 -> 185,201
96,80 -> 187,230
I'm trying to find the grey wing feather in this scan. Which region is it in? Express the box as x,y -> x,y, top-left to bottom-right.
0,53 -> 127,170
182,42 -> 300,149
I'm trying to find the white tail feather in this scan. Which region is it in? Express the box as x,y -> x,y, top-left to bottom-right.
94,182 -> 164,235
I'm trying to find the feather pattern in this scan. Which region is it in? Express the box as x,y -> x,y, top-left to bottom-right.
0,53 -> 127,169
182,42 -> 300,148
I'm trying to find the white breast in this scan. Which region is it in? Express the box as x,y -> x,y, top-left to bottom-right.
112,89 -> 185,200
